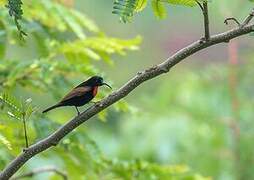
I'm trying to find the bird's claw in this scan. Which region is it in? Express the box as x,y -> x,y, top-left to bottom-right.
199,37 -> 206,44
23,148 -> 29,153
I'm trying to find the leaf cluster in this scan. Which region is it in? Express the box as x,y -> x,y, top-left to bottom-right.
112,0 -> 207,22
0,0 -> 140,165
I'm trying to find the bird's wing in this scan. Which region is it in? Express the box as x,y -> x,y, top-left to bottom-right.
60,86 -> 92,102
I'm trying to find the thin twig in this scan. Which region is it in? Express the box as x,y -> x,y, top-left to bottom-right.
22,113 -> 28,148
11,166 -> 67,180
224,18 -> 241,27
202,2 -> 210,41
241,8 -> 254,27
195,0 -> 204,12
225,8 -> 254,28
196,1 -> 210,42
0,8 -> 254,180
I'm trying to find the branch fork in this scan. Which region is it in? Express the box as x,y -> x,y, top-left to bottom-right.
196,1 -> 210,42
224,18 -> 241,27
225,8 -> 254,28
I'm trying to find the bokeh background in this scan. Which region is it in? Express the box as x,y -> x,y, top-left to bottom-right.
0,0 -> 254,179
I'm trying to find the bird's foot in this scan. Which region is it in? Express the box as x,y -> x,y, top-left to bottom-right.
199,37 -> 206,44
23,147 -> 29,153
75,106 -> 81,116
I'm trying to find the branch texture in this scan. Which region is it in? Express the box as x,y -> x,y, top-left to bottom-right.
0,12 -> 254,180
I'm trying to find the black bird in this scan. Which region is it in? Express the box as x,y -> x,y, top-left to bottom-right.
42,76 -> 111,115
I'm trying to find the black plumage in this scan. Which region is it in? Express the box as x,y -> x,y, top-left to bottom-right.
42,76 -> 111,115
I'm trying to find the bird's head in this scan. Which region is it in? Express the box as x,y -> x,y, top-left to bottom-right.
88,76 -> 112,89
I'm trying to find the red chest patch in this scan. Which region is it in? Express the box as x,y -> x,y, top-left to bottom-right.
92,86 -> 98,96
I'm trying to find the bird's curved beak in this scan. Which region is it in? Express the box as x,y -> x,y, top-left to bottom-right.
102,82 -> 112,89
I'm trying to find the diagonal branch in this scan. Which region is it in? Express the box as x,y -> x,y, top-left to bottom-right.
0,12 -> 254,180
10,166 -> 67,180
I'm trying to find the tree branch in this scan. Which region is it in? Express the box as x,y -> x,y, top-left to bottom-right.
10,166 -> 67,180
0,10 -> 254,180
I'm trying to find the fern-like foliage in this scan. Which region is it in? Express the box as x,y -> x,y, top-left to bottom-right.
0,93 -> 36,149
112,0 -> 148,22
0,93 -> 35,121
56,35 -> 142,64
5,0 -> 27,39
0,0 -> 141,121
113,0 -> 207,21
23,0 -> 100,39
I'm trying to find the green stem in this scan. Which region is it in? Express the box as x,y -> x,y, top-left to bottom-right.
22,114 -> 29,148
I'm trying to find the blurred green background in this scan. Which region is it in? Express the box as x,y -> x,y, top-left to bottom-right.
0,0 -> 254,179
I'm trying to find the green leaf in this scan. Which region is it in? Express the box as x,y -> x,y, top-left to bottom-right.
22,0 -> 99,36
135,0 -> 148,12
0,20 -> 6,59
152,0 -> 167,19
70,10 -> 99,33
0,133 -> 12,150
54,4 -> 86,39
6,0 -> 27,39
0,93 -> 35,121
56,35 -> 142,63
113,0 -> 149,22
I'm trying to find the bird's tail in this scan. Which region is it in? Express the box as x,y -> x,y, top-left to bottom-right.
42,104 -> 62,113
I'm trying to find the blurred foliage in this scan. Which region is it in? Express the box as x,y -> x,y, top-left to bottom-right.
93,62 -> 254,180
0,93 -> 35,122
0,0 -> 141,96
0,0 -> 209,179
45,129 -> 210,179
0,93 -> 34,148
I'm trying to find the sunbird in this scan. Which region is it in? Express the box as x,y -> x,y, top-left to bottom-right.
42,76 -> 111,115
